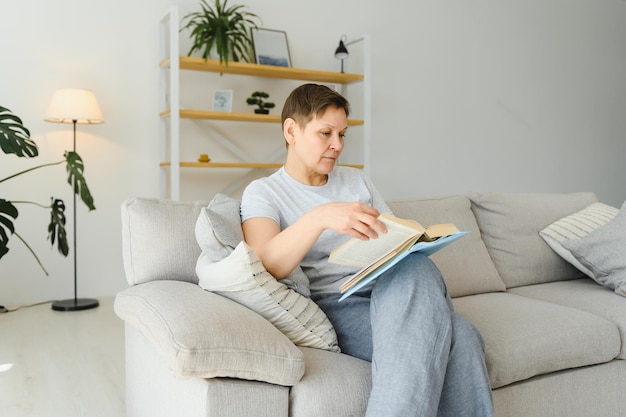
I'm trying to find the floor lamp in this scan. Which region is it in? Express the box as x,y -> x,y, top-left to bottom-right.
44,88 -> 103,312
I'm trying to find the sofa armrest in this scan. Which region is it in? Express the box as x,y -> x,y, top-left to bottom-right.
114,280 -> 305,386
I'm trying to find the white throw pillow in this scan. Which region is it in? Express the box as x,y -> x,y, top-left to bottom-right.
197,241 -> 340,352
539,202 -> 618,277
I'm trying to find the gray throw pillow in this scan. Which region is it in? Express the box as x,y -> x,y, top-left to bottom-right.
562,201 -> 626,297
195,193 -> 311,296
195,193 -> 243,262
540,202 -> 619,277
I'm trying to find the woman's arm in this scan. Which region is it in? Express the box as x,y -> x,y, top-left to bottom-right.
243,202 -> 387,279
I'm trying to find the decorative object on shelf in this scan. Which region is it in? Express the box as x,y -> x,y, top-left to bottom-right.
181,0 -> 260,65
334,34 -> 365,73
251,28 -> 291,67
198,153 -> 211,163
246,91 -> 275,114
0,101 -> 97,281
212,90 -> 233,112
44,88 -> 103,312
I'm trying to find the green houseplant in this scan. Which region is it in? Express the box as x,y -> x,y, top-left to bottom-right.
246,91 -> 275,114
181,0 -> 260,65
0,106 -> 95,275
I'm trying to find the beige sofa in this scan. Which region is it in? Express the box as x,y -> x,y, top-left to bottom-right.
114,192 -> 626,417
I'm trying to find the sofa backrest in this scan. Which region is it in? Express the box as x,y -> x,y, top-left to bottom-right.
387,195 -> 506,298
469,192 -> 598,289
120,192 -> 600,294
121,197 -> 208,286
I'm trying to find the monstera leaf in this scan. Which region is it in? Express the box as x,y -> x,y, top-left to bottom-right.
65,151 -> 96,211
48,199 -> 68,257
0,199 -> 18,258
0,106 -> 38,158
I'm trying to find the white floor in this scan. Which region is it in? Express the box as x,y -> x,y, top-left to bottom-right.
0,297 -> 125,417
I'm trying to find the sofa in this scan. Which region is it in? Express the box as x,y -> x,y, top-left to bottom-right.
114,191 -> 626,417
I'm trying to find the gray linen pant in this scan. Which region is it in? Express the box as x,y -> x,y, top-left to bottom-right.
316,253 -> 495,417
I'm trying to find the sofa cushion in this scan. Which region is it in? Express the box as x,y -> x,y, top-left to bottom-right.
388,195 -> 505,297
290,347 -> 371,417
510,279 -> 626,359
114,280 -> 305,386
469,192 -> 597,288
197,241 -> 340,352
453,292 -> 620,388
539,202 -> 618,279
562,202 -> 626,296
121,197 -> 207,286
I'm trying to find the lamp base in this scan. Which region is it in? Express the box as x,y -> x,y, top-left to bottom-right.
51,298 -> 99,312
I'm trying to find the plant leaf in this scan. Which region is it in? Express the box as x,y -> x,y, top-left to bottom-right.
65,151 -> 96,211
0,106 -> 38,158
180,0 -> 259,64
48,198 -> 68,257
0,199 -> 18,259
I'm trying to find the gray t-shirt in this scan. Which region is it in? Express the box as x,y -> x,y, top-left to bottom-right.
241,166 -> 391,298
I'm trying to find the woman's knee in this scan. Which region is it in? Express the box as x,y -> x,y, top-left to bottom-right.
374,253 -> 448,300
451,313 -> 486,353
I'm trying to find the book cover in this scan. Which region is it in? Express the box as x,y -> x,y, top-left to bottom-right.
328,214 -> 467,301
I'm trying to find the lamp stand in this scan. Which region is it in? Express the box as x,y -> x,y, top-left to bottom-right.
52,120 -> 99,312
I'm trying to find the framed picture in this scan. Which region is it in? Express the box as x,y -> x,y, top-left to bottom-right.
212,90 -> 233,112
251,28 -> 292,67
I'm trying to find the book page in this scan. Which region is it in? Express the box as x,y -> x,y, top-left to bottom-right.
422,223 -> 460,241
339,234 -> 420,291
329,214 -> 424,268
338,231 -> 469,300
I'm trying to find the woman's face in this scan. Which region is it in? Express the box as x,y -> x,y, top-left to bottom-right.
284,105 -> 348,184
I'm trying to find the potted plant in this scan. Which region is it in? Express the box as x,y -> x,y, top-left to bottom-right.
181,0 -> 260,65
0,106 -> 95,275
246,91 -> 275,114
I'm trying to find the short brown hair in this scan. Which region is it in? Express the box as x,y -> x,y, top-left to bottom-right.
281,83 -> 350,128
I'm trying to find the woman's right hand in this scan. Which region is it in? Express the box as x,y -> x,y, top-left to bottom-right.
312,202 -> 387,241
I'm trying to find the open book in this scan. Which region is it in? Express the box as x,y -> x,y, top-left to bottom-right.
329,213 -> 468,301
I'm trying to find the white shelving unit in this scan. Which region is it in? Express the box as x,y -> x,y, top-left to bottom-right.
159,6 -> 370,199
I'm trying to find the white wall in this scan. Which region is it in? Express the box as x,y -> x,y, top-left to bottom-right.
1,0 -> 625,305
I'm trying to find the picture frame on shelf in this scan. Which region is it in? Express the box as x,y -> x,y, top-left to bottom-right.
251,28 -> 292,67
212,90 -> 233,112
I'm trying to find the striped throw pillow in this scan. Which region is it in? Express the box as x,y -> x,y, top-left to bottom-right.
197,241 -> 340,352
540,202 -> 618,276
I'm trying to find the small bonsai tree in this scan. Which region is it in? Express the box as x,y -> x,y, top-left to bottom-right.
0,106 -> 95,275
246,91 -> 275,114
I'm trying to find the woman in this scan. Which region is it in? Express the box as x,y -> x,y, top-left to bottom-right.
241,83 -> 494,417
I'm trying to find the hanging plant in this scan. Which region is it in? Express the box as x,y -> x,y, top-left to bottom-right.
181,0 -> 261,65
0,106 -> 95,275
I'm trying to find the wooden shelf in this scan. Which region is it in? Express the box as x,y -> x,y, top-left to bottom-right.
160,162 -> 364,169
159,109 -> 364,125
158,9 -> 368,199
160,56 -> 364,85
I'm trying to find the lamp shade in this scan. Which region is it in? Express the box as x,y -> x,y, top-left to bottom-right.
45,88 -> 104,124
334,40 -> 349,60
